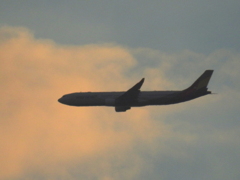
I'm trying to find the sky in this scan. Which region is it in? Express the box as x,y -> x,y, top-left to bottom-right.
0,1 -> 240,180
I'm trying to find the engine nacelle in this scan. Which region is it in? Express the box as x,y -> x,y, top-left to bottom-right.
115,106 -> 131,112
105,98 -> 115,106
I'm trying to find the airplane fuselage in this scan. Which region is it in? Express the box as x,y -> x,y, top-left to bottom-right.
58,90 -> 210,107
58,70 -> 213,112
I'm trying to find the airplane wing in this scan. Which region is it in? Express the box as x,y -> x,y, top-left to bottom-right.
116,78 -> 144,106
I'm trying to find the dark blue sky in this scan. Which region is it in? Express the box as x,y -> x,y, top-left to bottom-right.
1,0 -> 240,53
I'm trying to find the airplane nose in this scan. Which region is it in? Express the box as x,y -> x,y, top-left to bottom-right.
58,98 -> 63,104
58,95 -> 71,105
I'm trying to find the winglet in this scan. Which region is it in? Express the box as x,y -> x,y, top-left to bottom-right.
116,78 -> 145,105
128,78 -> 145,92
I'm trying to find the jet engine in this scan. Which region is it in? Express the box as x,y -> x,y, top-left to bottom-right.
105,98 -> 115,106
115,106 -> 131,112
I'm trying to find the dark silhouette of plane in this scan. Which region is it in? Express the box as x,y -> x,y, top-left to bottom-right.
58,70 -> 214,112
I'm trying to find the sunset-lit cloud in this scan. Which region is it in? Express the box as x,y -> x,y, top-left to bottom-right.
0,26 -> 165,179
1,26 -> 240,180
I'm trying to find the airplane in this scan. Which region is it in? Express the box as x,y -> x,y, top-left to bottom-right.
58,70 -> 214,112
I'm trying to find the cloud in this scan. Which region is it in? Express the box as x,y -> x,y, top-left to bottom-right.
1,26 -> 240,180
0,26 -> 166,180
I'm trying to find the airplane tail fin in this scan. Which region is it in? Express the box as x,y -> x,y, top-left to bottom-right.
182,70 -> 214,96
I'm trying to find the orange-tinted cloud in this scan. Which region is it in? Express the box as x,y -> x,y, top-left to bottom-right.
2,26 -> 240,180
0,26 -> 169,179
